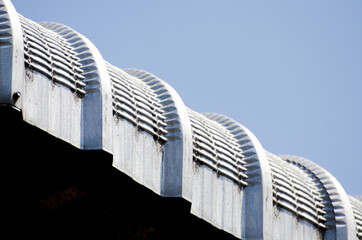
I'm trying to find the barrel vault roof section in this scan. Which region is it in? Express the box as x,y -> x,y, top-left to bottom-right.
0,1 -> 360,239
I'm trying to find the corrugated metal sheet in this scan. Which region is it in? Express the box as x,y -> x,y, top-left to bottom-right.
267,152 -> 327,228
0,0 -> 13,102
107,63 -> 167,143
281,155 -> 358,240
124,69 -> 194,198
272,206 -> 324,240
0,0 -> 24,106
349,196 -> 362,239
110,67 -> 192,197
188,108 -> 248,187
20,15 -> 86,96
18,15 -> 107,149
1,1 -> 361,239
109,65 -> 166,195
40,22 -> 108,150
201,113 -> 274,239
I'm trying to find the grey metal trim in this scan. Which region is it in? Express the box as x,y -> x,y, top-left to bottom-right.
1,2 -> 359,239
281,155 -> 357,240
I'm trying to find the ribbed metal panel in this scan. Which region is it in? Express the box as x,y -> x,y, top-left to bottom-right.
2,2 -> 360,239
0,2 -> 12,46
109,65 -> 170,195
187,108 -> 248,187
124,69 -> 193,198
123,69 -> 182,142
191,164 -> 244,238
349,196 -> 362,239
0,0 -> 13,102
0,0 -> 24,106
19,15 -> 86,96
40,22 -> 109,150
272,206 -> 324,240
202,113 -> 263,185
280,155 -> 337,230
107,63 -> 167,143
267,152 -> 327,228
202,113 -> 274,239
282,155 -> 358,240
40,22 -> 103,96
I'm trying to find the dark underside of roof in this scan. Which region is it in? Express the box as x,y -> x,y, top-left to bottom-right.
0,106 -> 237,240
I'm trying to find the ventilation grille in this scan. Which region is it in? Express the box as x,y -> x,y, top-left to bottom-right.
268,152 -> 326,228
19,15 -> 86,96
107,63 -> 167,143
124,69 -> 183,141
349,196 -> 362,239
188,109 -> 248,187
0,2 -> 12,46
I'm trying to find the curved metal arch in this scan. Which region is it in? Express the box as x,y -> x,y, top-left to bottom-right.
280,155 -> 357,240
0,0 -> 25,107
203,113 -> 273,240
124,68 -> 193,198
41,22 -> 113,151
348,195 -> 362,239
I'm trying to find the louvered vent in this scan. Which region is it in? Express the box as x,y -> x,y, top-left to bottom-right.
349,196 -> 362,239
19,15 -> 86,96
268,152 -> 327,228
0,2 -> 11,46
107,63 -> 167,143
188,108 -> 248,187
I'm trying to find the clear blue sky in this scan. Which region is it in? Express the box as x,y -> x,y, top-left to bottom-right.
12,0 -> 362,195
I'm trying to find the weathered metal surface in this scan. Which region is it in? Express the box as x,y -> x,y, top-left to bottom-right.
20,16 -> 86,96
108,64 -> 167,143
109,64 -> 165,195
268,153 -> 327,228
0,0 -> 14,102
1,1 -> 361,239
110,66 -> 192,196
348,196 -> 362,239
188,109 -> 248,187
17,15 -> 109,150
272,206 -> 324,240
188,109 -> 248,236
0,0 -> 24,107
124,69 -> 193,198
281,155 -> 357,240
40,22 -> 112,150
202,113 -> 273,240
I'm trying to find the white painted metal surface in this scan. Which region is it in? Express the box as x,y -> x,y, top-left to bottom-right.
1,1 -> 361,239
41,22 -> 112,151
124,69 -> 193,198
0,0 -> 24,108
349,196 -> 362,239
109,65 -> 165,195
203,113 -> 273,239
281,155 -> 358,240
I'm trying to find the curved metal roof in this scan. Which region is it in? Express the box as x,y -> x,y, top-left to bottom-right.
0,0 -> 360,239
